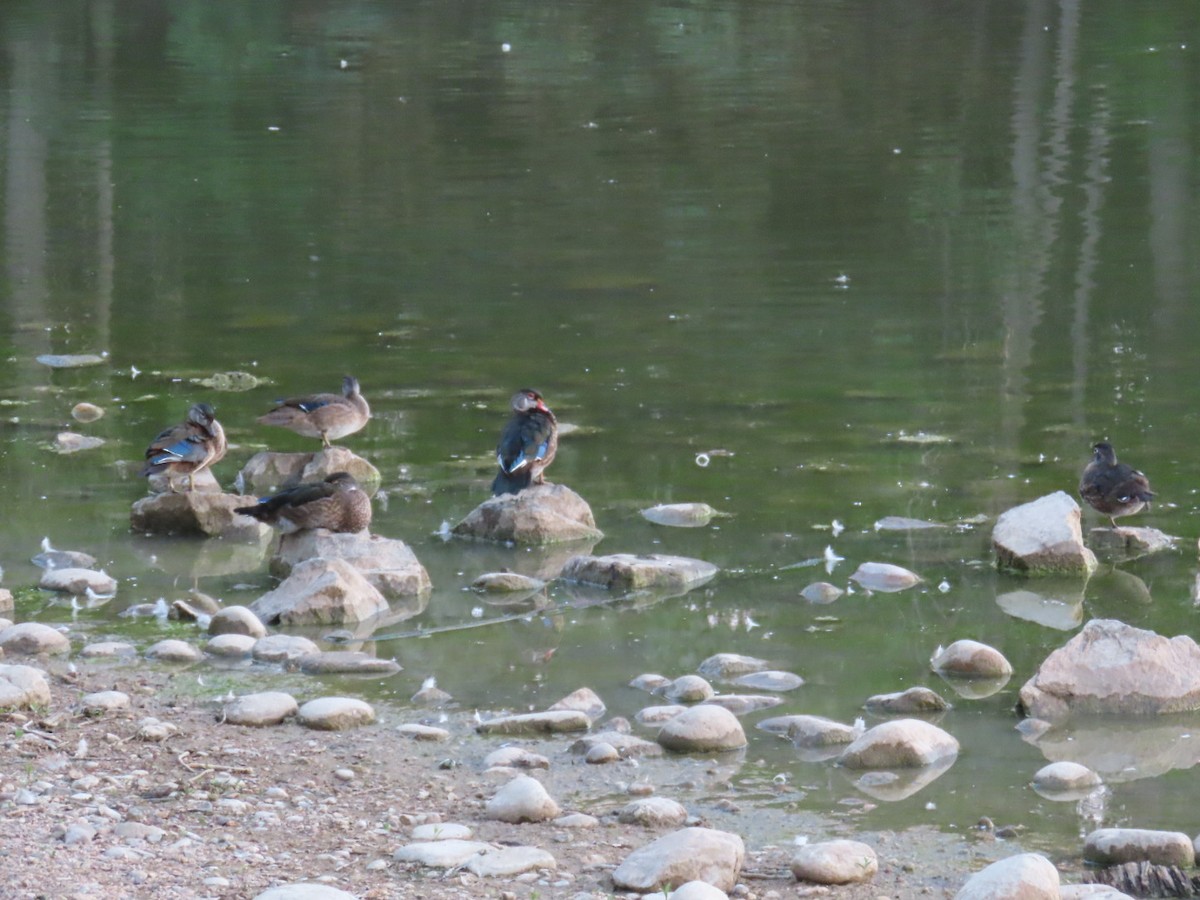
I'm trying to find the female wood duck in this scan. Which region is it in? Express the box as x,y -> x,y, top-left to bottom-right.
140,402 -> 227,493
257,375 -> 370,448
492,388 -> 557,496
234,472 -> 371,533
1079,441 -> 1155,527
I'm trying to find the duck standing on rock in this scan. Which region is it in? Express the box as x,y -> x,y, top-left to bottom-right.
234,472 -> 371,533
140,402 -> 227,493
492,389 -> 557,496
257,375 -> 370,448
1079,441 -> 1155,528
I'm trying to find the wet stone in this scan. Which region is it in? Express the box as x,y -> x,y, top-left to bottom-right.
731,670 -> 804,692
931,639 -> 1013,678
701,694 -> 784,716
640,503 -> 719,527
0,623 -> 71,656
252,634 -> 320,663
659,674 -> 715,703
696,653 -> 771,679
144,640 -> 203,663
757,714 -> 859,747
571,730 -> 663,759
864,686 -> 950,715
38,567 -> 117,595
71,402 -> 105,423
630,673 -> 672,692
54,432 -> 106,454
470,571 -> 546,593
476,710 -> 591,735
208,605 -> 268,638
838,718 -> 959,769
205,633 -> 257,658
800,581 -> 844,603
296,651 -> 401,676
657,705 -> 748,753
636,705 -> 686,725
849,561 -> 922,592
1032,761 -> 1102,793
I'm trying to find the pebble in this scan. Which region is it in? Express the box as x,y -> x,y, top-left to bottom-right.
296,651 -> 401,676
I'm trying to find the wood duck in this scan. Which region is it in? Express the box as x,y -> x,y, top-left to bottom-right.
492,389 -> 557,496
257,375 -> 370,448
140,402 -> 227,493
234,472 -> 371,533
1079,441 -> 1155,527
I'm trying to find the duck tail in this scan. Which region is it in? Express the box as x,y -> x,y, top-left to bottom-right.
492,469 -> 532,496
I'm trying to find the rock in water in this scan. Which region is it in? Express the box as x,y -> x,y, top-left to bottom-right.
561,553 -> 718,594
993,491 -> 1097,575
453,483 -> 603,544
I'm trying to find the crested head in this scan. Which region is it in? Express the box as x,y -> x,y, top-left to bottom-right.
511,389 -> 548,415
342,375 -> 360,397
1091,441 -> 1117,464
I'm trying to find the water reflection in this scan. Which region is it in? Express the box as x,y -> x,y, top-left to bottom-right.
1023,716 -> 1200,783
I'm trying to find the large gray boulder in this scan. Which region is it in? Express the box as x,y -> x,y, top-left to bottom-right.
237,447 -> 381,495
452,483 -> 603,544
271,530 -> 431,599
1019,619 -> 1200,720
250,557 -> 389,625
993,491 -> 1098,575
561,553 -> 718,594
612,827 -> 745,893
131,491 -> 272,540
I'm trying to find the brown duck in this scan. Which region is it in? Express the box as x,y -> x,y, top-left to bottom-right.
1079,441 -> 1154,527
140,402 -> 227,493
234,472 -> 371,533
257,375 -> 370,448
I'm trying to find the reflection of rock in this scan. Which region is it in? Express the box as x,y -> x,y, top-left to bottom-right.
452,484 -> 604,545
237,447 -> 381,495
1020,716 -> 1200,782
446,539 -> 600,582
561,553 -> 718,594
836,757 -> 956,802
1019,619 -> 1200,720
131,491 -> 273,540
1088,568 -> 1153,606
132,532 -> 273,579
272,530 -> 431,600
1088,526 -> 1176,557
995,588 -> 1084,630
993,491 -> 1097,576
936,672 -> 1010,700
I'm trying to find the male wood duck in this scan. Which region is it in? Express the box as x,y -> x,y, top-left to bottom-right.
257,375 -> 370,448
234,472 -> 371,533
1079,441 -> 1155,527
140,402 -> 227,493
492,388 -> 557,496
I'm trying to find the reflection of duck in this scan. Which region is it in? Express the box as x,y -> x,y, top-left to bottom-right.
1079,442 -> 1155,527
257,375 -> 370,448
235,472 -> 371,533
492,389 -> 557,496
140,402 -> 227,492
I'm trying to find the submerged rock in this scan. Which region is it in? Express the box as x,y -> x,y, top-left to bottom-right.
562,553 -> 718,594
476,710 -> 591,735
758,714 -> 859,747
659,674 -> 715,703
993,491 -> 1097,575
864,686 -> 950,715
452,483 -> 603,544
640,503 -> 719,527
38,567 -> 117,595
799,581 -> 844,604
470,571 -> 545,593
1019,619 -> 1200,720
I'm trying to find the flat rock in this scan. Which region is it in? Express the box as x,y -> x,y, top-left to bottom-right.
931,640 -> 1013,678
485,774 -> 560,823
864,686 -> 950,714
731,670 -> 804,692
993,491 -> 1098,575
252,634 -> 320,663
208,606 -> 267,638
296,651 -> 401,676
483,747 -> 550,770
132,491 -> 272,539
571,730 -> 663,759
205,633 -> 257,658
612,827 -> 745,893
253,884 -> 359,900
1090,526 -> 1175,555
392,839 -> 489,867
697,653 -> 771,679
1083,828 -> 1195,868
955,852 -> 1060,899
874,516 -> 942,531
0,623 -> 70,656
32,546 -> 97,570
562,553 -> 718,594
251,557 -> 390,626
837,718 -> 959,769
849,562 -> 922,592
80,690 -> 130,713
397,724 -> 450,741
654,883 -> 730,900
38,567 -> 117,595
296,697 -> 375,730
411,823 -> 473,841
1032,761 -> 1102,793
37,353 -> 105,369
618,797 -> 688,827
452,483 -> 603,544
0,665 -> 52,709
144,640 -> 203,663
271,530 -> 431,600
471,572 -> 546,593
224,691 -> 298,726
640,503 -> 719,527
791,839 -> 879,885
476,710 -> 591,735
465,845 -> 557,877
758,715 -> 859,747
657,705 -> 748,753
1019,619 -> 1200,719
701,694 -> 783,716
636,705 -> 686,725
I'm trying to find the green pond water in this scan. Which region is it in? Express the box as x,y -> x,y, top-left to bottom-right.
3,0 -> 1200,859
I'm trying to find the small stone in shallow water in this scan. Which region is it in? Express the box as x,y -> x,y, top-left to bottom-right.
71,402 -> 105,422
696,653 -> 771,679
54,432 -> 106,454
37,353 -> 107,369
659,674 -> 715,703
640,503 -> 720,527
799,582 -> 843,604
731,670 -> 804,692
849,562 -> 922,592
